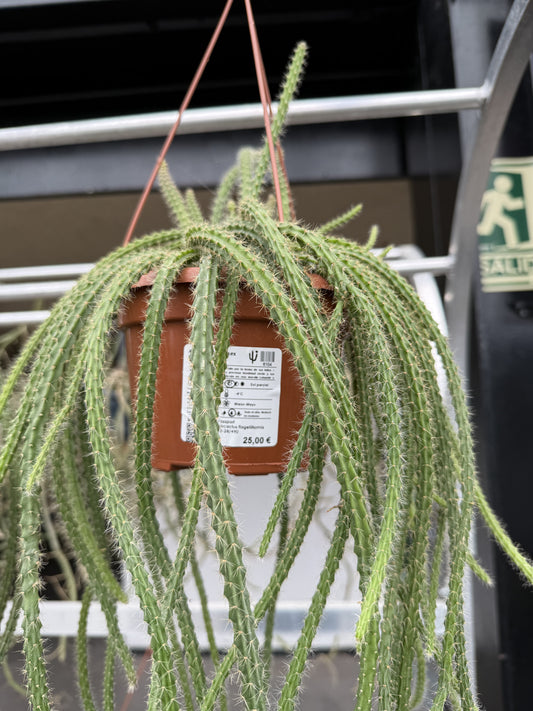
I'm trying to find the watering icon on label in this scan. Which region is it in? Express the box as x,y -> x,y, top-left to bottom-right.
478,157 -> 533,292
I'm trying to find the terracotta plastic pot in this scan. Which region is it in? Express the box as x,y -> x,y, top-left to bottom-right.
118,267 -> 332,475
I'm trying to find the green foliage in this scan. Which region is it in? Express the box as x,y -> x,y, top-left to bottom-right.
1,41 -> 532,711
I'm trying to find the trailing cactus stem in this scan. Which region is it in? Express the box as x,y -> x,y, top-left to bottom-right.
188,256 -> 267,711
19,489 -> 51,711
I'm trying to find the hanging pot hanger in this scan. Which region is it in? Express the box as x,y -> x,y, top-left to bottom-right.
123,0 -> 286,247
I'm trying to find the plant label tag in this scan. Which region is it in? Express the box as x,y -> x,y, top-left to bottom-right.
181,345 -> 282,447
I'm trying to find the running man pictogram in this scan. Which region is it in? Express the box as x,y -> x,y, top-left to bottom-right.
477,174 -> 527,248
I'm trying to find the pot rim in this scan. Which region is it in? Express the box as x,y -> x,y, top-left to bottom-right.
132,267 -> 332,291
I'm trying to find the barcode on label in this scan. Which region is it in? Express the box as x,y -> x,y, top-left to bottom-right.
260,350 -> 276,363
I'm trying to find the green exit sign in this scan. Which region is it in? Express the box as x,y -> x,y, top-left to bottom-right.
478,157 -> 533,292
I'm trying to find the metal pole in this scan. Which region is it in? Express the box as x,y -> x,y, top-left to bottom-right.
0,263 -> 93,282
0,281 -> 78,302
0,88 -> 486,152
0,311 -> 51,327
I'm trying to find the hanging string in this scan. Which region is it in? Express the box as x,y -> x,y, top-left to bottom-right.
122,0 -> 235,246
122,0 -> 291,235
254,48 -> 296,221
259,57 -> 297,222
119,649 -> 152,711
243,0 -> 285,222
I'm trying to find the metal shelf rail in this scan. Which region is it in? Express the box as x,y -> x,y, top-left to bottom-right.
1,0 -> 532,672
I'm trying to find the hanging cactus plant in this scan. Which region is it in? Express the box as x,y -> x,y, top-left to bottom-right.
1,43 -> 532,711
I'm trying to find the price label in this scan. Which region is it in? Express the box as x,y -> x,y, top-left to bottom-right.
181,345 -> 282,447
